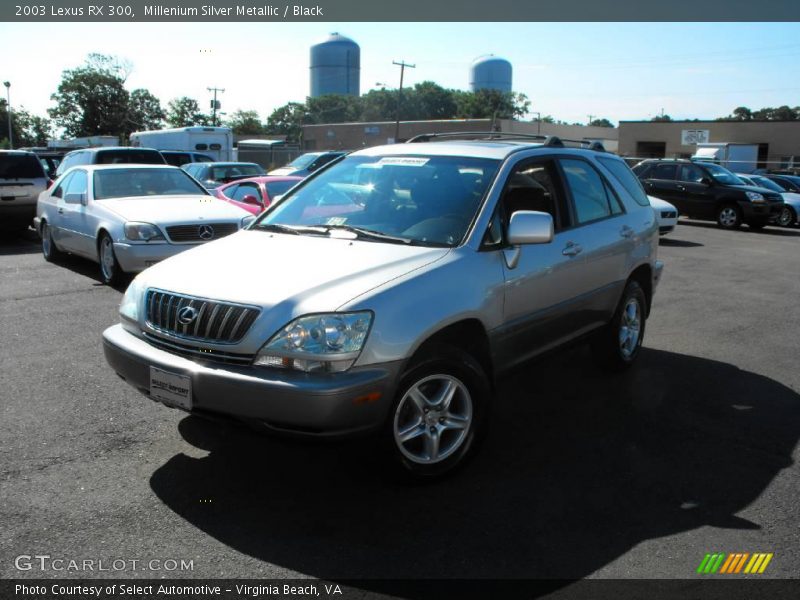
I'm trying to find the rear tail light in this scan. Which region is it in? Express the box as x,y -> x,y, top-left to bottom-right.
46,179 -> 54,189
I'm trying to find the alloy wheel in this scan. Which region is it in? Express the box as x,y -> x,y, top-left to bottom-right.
619,298 -> 641,359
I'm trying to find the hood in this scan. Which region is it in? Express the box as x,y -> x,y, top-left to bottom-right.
139,229 -> 450,315
99,194 -> 249,223
732,184 -> 783,200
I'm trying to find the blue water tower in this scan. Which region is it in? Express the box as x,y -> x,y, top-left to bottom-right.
310,33 -> 361,97
470,55 -> 513,93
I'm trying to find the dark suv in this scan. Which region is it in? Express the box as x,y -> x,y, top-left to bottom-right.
633,159 -> 783,229
55,147 -> 166,177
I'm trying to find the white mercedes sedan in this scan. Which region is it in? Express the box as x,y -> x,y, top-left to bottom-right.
35,164 -> 253,284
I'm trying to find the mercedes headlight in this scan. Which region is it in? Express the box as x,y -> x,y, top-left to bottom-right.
746,192 -> 765,202
124,222 -> 165,241
254,311 -> 373,373
119,277 -> 144,330
241,215 -> 256,229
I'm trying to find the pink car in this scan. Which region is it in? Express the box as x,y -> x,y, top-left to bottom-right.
214,176 -> 303,215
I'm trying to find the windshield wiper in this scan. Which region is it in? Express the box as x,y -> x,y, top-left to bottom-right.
252,223 -> 329,235
323,225 -> 412,245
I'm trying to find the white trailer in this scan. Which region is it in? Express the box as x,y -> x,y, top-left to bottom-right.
692,143 -> 759,174
129,127 -> 234,161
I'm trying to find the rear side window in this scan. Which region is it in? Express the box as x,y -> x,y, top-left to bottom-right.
162,153 -> 191,167
561,159 -> 622,224
95,150 -> 165,165
0,154 -> 45,179
678,164 -> 705,183
598,156 -> 652,207
651,163 -> 677,180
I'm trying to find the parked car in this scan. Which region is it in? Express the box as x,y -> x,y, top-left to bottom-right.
35,165 -> 253,284
765,174 -> 800,194
268,151 -> 346,177
103,135 -> 664,478
736,173 -> 800,227
214,176 -> 303,215
182,162 -> 266,190
633,159 -> 783,230
648,195 -> 678,235
0,150 -> 49,232
160,151 -> 215,167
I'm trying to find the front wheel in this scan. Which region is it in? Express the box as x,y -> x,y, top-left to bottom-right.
98,233 -> 123,285
591,280 -> 647,371
387,344 -> 490,479
716,204 -> 742,229
777,206 -> 796,227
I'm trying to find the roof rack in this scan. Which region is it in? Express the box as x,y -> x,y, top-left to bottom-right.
405,131 -> 607,152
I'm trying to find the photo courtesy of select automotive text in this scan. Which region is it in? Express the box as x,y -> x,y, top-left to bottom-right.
2,1 -> 800,599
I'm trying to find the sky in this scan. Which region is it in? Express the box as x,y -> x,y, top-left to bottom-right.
1,22 -> 799,127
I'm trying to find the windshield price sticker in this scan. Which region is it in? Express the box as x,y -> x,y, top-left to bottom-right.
376,157 -> 430,167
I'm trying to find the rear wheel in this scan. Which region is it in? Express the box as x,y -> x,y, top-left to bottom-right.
98,233 -> 123,286
716,204 -> 742,229
591,280 -> 647,371
41,221 -> 64,262
387,344 -> 489,479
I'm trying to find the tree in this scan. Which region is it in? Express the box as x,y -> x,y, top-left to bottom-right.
165,97 -> 209,128
360,89 -> 397,121
125,89 -> 165,133
454,89 -> 529,120
265,102 -> 308,142
306,94 -> 362,124
48,53 -> 131,137
589,118 -> 614,128
651,114 -> 673,122
224,110 -> 266,134
404,81 -> 458,121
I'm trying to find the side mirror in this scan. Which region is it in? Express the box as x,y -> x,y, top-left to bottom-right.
505,211 -> 554,270
241,194 -> 261,205
700,177 -> 713,186
508,211 -> 554,245
64,192 -> 86,205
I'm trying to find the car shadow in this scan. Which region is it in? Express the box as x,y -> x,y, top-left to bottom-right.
0,227 -> 41,256
149,347 -> 798,592
659,237 -> 704,248
680,220 -> 800,237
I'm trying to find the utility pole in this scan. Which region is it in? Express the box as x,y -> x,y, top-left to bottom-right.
392,60 -> 415,143
207,87 -> 225,127
587,114 -> 595,126
3,82 -> 12,149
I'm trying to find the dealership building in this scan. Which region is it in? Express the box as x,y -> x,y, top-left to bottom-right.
301,118 -> 619,153
618,120 -> 800,170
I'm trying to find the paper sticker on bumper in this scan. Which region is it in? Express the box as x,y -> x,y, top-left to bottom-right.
150,367 -> 192,410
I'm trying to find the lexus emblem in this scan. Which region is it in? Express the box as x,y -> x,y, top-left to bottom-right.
198,225 -> 215,240
177,306 -> 199,325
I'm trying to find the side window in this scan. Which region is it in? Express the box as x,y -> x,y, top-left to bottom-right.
678,164 -> 705,183
231,183 -> 261,202
51,173 -> 74,199
64,170 -> 88,196
651,163 -> 677,180
560,159 -> 619,225
223,184 -> 239,198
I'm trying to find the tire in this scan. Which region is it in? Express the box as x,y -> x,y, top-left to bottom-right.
386,344 -> 490,480
716,204 -> 742,229
777,205 -> 796,228
98,232 -> 123,286
591,280 -> 647,372
41,221 -> 64,262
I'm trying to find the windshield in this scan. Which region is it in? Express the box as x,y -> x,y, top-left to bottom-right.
704,163 -> 744,185
750,176 -> 784,192
0,154 -> 45,179
209,164 -> 264,181
286,154 -> 321,169
256,154 -> 501,247
93,168 -> 210,199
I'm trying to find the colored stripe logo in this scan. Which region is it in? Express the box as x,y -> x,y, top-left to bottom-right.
697,553 -> 773,574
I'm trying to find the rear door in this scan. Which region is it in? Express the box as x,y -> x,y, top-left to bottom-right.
640,163 -> 681,207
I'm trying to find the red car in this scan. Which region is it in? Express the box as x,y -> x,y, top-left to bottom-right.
214,176 -> 303,215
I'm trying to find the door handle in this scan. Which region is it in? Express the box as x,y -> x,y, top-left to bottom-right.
677,185 -> 686,191
620,226 -> 635,239
562,242 -> 582,256
58,208 -> 64,214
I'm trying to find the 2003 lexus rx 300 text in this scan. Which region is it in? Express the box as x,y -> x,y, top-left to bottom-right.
103,135 -> 664,477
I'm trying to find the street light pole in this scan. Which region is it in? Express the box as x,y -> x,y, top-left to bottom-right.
3,81 -> 12,150
392,60 -> 415,143
207,87 -> 225,127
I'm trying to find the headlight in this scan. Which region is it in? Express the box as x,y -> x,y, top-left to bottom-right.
119,277 -> 144,328
241,215 -> 256,229
254,311 -> 373,373
746,192 -> 765,202
124,222 -> 165,241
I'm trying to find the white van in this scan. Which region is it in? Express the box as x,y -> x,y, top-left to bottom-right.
130,127 -> 234,162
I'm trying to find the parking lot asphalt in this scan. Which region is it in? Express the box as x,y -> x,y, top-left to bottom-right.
1,220 -> 799,586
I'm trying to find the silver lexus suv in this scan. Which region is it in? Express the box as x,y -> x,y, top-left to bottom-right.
103,134 -> 664,478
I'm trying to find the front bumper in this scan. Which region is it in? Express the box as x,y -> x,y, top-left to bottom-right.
741,201 -> 783,222
112,242 -> 192,273
102,324 -> 401,437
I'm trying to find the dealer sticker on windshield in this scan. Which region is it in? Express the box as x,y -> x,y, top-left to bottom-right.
149,367 -> 192,411
376,157 -> 430,167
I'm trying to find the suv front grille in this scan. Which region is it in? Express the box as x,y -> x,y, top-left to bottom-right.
143,333 -> 254,365
166,223 -> 238,242
145,290 -> 260,344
